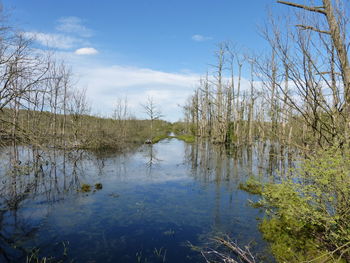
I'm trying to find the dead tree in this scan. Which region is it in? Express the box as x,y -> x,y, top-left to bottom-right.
277,0 -> 350,145
141,96 -> 163,140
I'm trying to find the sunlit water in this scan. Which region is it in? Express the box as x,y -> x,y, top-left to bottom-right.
0,138 -> 291,262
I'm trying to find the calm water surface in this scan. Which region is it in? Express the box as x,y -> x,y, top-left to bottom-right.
0,138 -> 290,262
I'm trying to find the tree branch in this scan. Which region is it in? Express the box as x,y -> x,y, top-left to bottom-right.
277,1 -> 326,15
296,24 -> 330,34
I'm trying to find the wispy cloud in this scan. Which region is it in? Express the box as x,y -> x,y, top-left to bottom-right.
47,51 -> 253,122
24,17 -> 95,51
23,31 -> 85,49
73,64 -> 200,121
56,16 -> 92,37
75,47 -> 98,55
191,34 -> 212,42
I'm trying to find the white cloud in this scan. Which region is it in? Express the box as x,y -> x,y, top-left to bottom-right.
23,31 -> 85,49
45,51 -> 254,122
23,16 -> 93,50
75,47 -> 98,55
191,34 -> 212,42
30,49 -> 252,122
73,64 -> 200,122
56,16 -> 92,37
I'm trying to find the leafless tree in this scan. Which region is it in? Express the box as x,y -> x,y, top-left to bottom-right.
141,96 -> 163,139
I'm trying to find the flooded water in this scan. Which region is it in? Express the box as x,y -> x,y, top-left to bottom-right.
0,138 -> 292,262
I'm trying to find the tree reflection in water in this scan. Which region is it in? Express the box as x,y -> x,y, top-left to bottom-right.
0,139 -> 296,262
0,145 -> 88,262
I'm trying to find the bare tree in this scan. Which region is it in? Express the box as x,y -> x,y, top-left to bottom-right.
275,0 -> 350,145
141,96 -> 163,139
68,87 -> 90,144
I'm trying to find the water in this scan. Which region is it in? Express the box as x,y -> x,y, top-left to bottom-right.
0,138 -> 291,262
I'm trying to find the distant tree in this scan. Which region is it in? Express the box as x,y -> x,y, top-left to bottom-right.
141,96 -> 163,139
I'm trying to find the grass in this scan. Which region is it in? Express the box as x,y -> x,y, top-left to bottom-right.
151,134 -> 170,143
174,134 -> 195,143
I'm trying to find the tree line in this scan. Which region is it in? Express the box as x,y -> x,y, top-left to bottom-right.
183,0 -> 350,151
0,8 -> 170,150
189,1 -> 350,261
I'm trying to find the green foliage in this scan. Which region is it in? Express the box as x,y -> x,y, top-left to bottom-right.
238,176 -> 263,195
259,147 -> 350,262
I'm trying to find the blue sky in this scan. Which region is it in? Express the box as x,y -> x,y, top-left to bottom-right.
3,0 -> 282,121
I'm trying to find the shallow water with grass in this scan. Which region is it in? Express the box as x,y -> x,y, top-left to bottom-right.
0,138 -> 289,262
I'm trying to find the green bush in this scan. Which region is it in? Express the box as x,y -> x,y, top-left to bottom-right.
260,147 -> 350,262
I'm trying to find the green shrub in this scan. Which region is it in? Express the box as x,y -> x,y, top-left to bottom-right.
260,147 -> 350,262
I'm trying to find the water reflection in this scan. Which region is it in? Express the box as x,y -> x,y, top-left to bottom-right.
0,139 -> 295,262
143,144 -> 162,172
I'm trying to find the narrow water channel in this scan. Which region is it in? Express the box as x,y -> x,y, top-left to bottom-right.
0,138 -> 291,262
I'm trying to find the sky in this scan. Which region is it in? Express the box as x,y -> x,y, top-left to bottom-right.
3,0 -> 282,122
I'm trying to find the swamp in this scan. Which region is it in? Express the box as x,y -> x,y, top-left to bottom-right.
0,139 -> 291,262
1,0 -> 350,262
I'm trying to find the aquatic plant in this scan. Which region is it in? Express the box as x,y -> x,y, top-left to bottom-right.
94,183 -> 103,190
26,241 -> 69,263
80,184 -> 91,192
201,236 -> 256,263
153,247 -> 167,262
